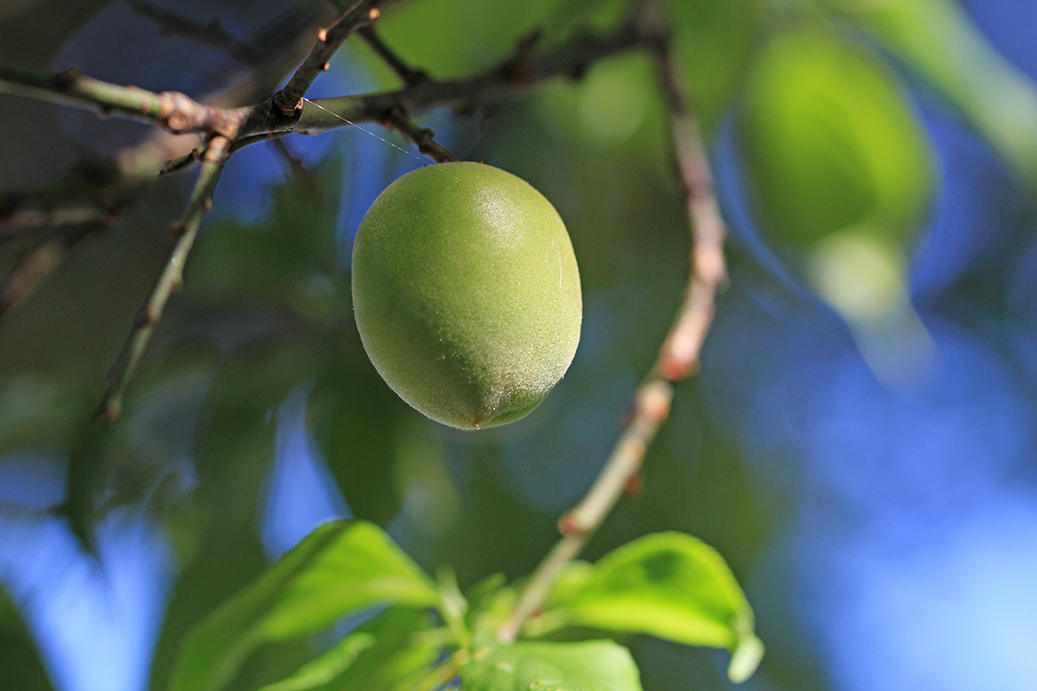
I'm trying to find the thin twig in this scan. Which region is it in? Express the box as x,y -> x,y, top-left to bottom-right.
96,135 -> 232,423
159,146 -> 204,176
358,24 -> 428,86
0,206 -> 114,233
0,65 -> 244,137
228,130 -> 290,154
496,32 -> 729,645
126,0 -> 268,65
273,0 -> 391,116
289,22 -> 643,136
383,106 -> 458,162
0,223 -> 103,314
270,138 -> 324,198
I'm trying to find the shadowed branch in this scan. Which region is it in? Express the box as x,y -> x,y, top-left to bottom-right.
273,0 -> 393,116
0,65 -> 244,136
96,135 -> 233,423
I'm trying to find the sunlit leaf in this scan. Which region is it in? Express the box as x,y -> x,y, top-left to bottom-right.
169,520 -> 438,691
463,640 -> 643,691
545,532 -> 763,683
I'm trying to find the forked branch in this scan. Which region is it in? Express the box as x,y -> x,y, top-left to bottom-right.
273,0 -> 393,115
96,136 -> 233,423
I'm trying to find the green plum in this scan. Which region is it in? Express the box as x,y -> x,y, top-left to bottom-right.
351,162 -> 582,430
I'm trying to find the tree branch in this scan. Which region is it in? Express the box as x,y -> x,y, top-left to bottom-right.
1,21 -> 646,168
0,222 -> 107,315
96,135 -> 233,423
0,65 -> 244,137
159,147 -> 204,176
287,22 -> 643,136
0,206 -> 115,234
382,106 -> 458,162
0,14 -> 651,427
358,24 -> 429,87
496,29 -> 729,645
273,0 -> 391,116
126,0 -> 268,65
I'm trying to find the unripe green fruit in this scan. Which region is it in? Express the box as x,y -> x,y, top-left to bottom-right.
351,162 -> 582,430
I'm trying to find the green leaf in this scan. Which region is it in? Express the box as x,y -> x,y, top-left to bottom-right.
150,341 -> 321,691
547,532 -> 763,683
665,0 -> 761,132
464,572 -> 507,633
309,359 -> 460,530
740,26 -> 934,249
543,561 -> 594,610
377,0 -> 561,78
190,150 -> 347,321
0,588 -> 55,691
829,0 -> 1037,186
321,608 -> 440,691
0,374 -> 91,456
169,520 -> 438,691
463,640 -> 643,691
465,574 -> 519,640
257,632 -> 376,691
308,366 -> 405,527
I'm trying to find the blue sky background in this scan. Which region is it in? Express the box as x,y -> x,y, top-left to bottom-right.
3,1 -> 1037,690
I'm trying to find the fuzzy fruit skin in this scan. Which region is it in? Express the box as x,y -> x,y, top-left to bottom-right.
351,162 -> 582,430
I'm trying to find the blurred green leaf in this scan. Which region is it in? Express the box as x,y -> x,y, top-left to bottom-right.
543,561 -> 594,610
151,341 -> 322,691
190,151 -> 346,321
535,52 -> 663,151
545,532 -> 763,683
0,374 -> 91,456
741,26 -> 933,248
665,0 -> 761,132
318,608 -> 439,691
377,0 -> 561,78
464,572 -> 508,635
257,631 -> 376,691
463,640 -> 643,691
308,364 -> 404,527
830,0 -> 1037,185
310,343 -> 460,532
0,589 -> 53,691
169,520 -> 438,691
